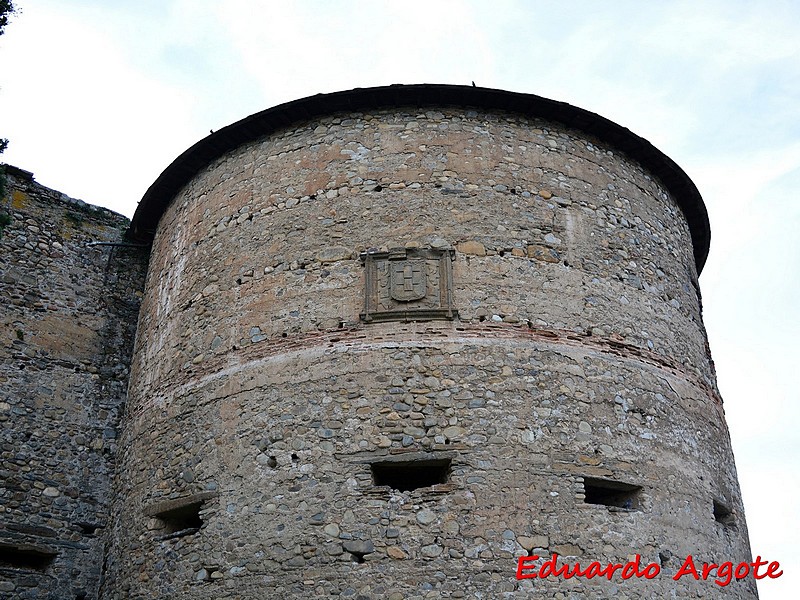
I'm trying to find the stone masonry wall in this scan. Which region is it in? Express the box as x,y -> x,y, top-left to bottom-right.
108,107 -> 754,598
0,167 -> 147,599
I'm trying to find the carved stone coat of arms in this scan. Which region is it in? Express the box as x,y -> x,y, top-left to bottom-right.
360,247 -> 457,322
390,260 -> 426,302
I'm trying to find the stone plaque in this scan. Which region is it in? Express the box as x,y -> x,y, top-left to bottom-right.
360,247 -> 457,322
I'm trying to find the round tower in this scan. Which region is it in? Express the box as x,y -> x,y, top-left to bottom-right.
107,85 -> 755,598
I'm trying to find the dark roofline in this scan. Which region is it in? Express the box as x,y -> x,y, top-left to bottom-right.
128,83 -> 710,272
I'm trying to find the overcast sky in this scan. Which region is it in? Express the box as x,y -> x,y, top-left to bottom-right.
1,1 -> 798,597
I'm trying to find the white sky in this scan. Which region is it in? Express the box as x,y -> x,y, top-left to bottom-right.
2,1 -> 798,597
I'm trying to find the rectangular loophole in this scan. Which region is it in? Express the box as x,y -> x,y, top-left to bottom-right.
144,491 -> 216,540
583,477 -> 641,510
155,501 -> 203,536
371,458 -> 451,492
0,544 -> 57,570
713,499 -> 735,526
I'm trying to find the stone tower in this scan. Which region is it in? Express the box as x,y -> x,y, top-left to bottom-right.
104,85 -> 753,598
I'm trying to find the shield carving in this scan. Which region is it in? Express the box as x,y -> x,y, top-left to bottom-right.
389,260 -> 426,302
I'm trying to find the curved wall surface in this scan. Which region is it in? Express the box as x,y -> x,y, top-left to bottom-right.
106,87 -> 754,599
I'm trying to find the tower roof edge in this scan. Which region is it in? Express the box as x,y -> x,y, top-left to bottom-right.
127,84 -> 709,272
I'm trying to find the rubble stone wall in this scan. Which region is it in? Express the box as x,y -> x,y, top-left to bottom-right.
107,107 -> 754,598
0,167 -> 147,600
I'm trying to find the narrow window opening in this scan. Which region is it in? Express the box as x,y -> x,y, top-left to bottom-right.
196,566 -> 220,582
76,521 -> 99,535
155,501 -> 203,536
582,477 -> 641,510
371,458 -> 451,492
713,499 -> 735,526
0,544 -> 56,570
343,540 -> 374,563
145,492 -> 215,540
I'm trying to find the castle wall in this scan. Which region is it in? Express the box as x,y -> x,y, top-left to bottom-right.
108,107 -> 754,598
0,168 -> 147,599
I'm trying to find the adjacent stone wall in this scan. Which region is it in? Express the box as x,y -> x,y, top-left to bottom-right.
108,107 -> 754,598
0,167 -> 147,599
